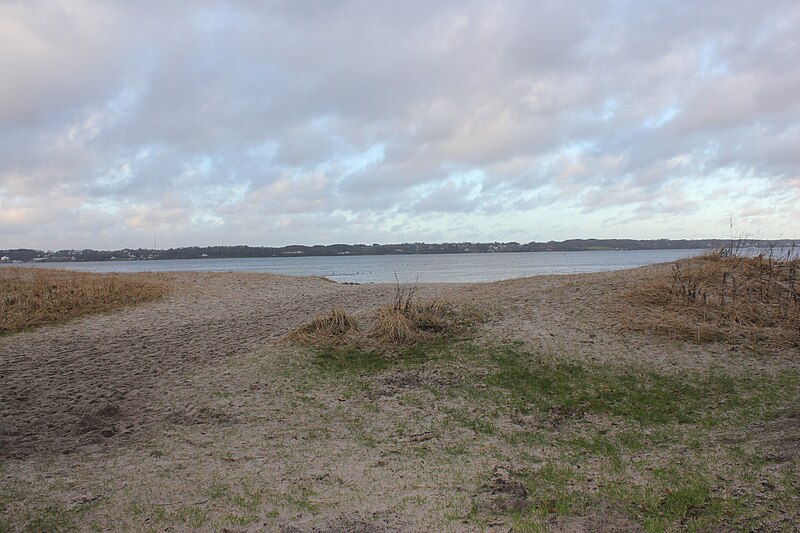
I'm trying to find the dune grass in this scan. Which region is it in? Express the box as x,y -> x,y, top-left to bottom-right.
286,281 -> 478,349
623,248 -> 800,348
283,307 -> 359,345
370,299 -> 465,344
0,267 -> 169,334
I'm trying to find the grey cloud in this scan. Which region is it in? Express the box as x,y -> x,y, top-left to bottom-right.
1,0 -> 798,248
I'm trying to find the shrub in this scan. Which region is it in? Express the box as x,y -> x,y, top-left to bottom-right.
622,247 -> 799,348
284,308 -> 359,345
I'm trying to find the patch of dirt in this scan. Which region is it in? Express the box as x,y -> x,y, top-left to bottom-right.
474,467 -> 530,514
74,402 -> 123,442
372,368 -> 461,398
0,273 -> 407,459
166,403 -> 238,426
279,516 -> 402,532
746,411 -> 800,463
549,511 -> 645,533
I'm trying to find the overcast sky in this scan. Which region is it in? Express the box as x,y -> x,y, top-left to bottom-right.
1,0 -> 799,250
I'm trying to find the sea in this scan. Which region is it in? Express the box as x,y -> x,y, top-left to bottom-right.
17,249 -> 706,284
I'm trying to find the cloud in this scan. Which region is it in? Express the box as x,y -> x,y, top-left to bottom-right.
1,0 -> 799,249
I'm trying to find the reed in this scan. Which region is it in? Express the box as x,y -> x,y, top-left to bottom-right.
369,281 -> 468,344
284,307 -> 359,345
0,267 -> 169,334
286,280 -> 474,348
623,247 -> 800,348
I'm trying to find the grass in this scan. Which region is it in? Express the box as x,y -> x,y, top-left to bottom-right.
305,336 -> 800,530
311,339 -> 799,429
480,342 -> 798,427
129,502 -> 210,529
370,299 -> 471,344
285,280 -> 480,349
284,307 -> 359,345
623,247 -> 800,348
0,266 -> 169,334
285,485 -> 319,513
520,464 -> 586,518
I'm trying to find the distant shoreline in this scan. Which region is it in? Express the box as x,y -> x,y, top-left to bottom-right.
4,237 -> 797,264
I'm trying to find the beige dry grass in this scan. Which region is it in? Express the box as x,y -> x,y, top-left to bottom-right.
622,250 -> 800,348
370,304 -> 421,344
284,307 -> 359,344
0,267 -> 169,335
284,283 -> 472,347
370,299 -> 468,344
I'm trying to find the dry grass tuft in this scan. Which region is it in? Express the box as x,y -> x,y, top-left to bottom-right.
284,307 -> 359,345
284,281 -> 477,348
370,299 -> 468,344
371,305 -> 421,344
0,267 -> 169,335
369,280 -> 470,345
623,249 -> 800,348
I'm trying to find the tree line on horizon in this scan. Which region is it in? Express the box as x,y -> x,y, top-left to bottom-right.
4,238 -> 799,263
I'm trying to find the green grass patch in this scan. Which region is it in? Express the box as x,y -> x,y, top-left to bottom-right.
313,339 -> 799,432
296,337 -> 800,531
565,434 -> 620,459
311,338 -> 461,375
523,464 -> 587,517
600,465 -> 735,532
25,504 -> 76,532
480,343 -> 799,428
129,502 -> 209,529
285,485 -> 319,513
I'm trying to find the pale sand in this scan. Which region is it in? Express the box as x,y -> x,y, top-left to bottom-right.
1,267 -> 797,531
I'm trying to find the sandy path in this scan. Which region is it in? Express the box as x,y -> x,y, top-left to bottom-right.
0,273 -> 402,459
2,267 -> 796,461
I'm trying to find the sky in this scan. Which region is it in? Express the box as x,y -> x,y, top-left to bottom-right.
1,0 -> 799,250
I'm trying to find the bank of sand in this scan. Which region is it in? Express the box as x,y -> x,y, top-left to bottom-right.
1,267 -> 798,531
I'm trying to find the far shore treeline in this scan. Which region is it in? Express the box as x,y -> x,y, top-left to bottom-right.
3,238 -> 799,263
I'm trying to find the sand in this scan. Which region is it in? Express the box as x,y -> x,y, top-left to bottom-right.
1,267 -> 798,531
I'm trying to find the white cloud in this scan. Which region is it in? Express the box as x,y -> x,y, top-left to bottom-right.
1,0 -> 799,248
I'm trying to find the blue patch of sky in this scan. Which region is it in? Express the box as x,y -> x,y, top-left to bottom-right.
410,169 -> 485,198
94,162 -> 133,188
190,210 -> 225,225
94,146 -> 157,189
318,143 -> 385,178
173,155 -> 215,186
602,98 -> 618,121
108,83 -> 142,115
566,98 -> 620,124
559,141 -> 597,157
535,141 -> 597,177
247,141 -> 279,160
643,106 -> 680,129
190,183 -> 249,208
192,3 -> 242,33
697,41 -> 729,77
81,198 -> 122,215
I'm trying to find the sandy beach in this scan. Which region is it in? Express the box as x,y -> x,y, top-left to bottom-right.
1,267 -> 798,531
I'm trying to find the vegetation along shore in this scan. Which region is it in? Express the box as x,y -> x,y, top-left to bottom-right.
4,238 -> 799,263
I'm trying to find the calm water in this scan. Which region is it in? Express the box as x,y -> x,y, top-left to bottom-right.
18,249 -> 705,283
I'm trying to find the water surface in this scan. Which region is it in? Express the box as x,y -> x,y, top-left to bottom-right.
19,249 -> 704,283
